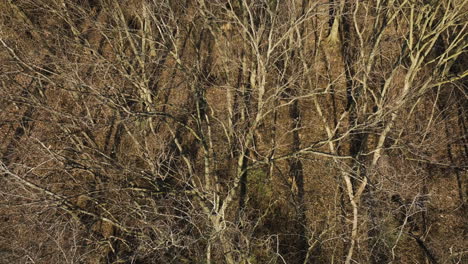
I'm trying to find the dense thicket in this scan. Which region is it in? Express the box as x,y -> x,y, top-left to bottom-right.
1,0 -> 467,263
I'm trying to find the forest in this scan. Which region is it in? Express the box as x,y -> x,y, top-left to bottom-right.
0,0 -> 467,263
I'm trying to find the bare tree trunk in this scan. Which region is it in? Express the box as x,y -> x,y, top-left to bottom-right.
288,97 -> 309,263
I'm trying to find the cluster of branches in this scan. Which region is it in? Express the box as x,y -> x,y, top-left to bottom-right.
1,0 -> 466,263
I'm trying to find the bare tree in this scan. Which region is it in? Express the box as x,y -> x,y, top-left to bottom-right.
1,0 -> 466,263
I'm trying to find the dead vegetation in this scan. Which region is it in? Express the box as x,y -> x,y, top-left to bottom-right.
1,0 -> 467,263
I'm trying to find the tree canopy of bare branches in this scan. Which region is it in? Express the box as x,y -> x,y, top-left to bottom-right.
1,0 -> 467,263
